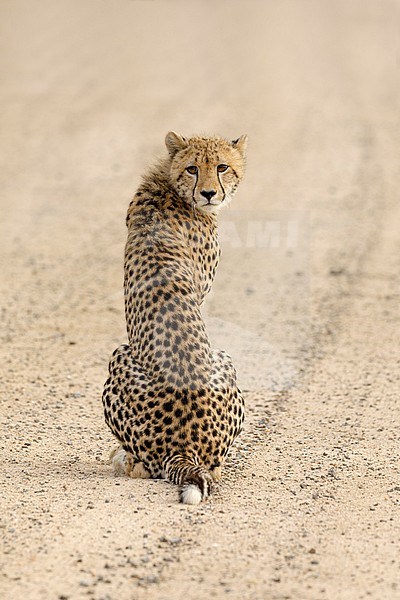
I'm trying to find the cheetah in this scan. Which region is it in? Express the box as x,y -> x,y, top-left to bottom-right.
102,131 -> 247,504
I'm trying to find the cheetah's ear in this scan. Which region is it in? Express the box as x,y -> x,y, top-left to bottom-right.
231,134 -> 248,156
165,131 -> 188,156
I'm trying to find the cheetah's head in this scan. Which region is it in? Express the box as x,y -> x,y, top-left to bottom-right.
165,132 -> 247,215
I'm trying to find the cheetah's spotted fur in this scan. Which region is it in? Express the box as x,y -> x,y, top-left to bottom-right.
102,132 -> 247,504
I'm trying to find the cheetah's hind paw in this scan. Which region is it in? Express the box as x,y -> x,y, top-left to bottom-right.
108,445 -> 127,476
108,446 -> 151,479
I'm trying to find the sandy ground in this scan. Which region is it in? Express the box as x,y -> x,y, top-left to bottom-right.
1,1 -> 399,599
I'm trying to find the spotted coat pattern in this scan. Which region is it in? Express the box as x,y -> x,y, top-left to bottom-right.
102,133 -> 247,503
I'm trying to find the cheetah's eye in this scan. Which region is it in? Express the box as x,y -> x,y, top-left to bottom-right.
186,165 -> 198,175
217,164 -> 229,173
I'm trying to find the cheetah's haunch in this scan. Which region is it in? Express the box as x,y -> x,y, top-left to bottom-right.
102,132 -> 247,504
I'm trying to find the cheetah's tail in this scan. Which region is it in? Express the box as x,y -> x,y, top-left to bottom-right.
164,454 -> 213,505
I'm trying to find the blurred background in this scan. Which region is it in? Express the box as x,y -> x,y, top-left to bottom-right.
1,2 -> 400,599
2,0 -> 397,391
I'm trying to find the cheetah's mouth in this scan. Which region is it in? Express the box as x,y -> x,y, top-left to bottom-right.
197,200 -> 222,214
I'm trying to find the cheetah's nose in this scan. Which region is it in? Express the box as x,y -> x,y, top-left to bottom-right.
200,190 -> 217,201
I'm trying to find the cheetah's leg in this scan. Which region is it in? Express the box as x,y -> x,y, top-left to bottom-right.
109,446 -> 151,478
208,348 -> 245,472
103,344 -> 152,479
210,466 -> 222,482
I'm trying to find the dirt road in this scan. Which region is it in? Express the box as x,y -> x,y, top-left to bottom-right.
1,1 -> 399,599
